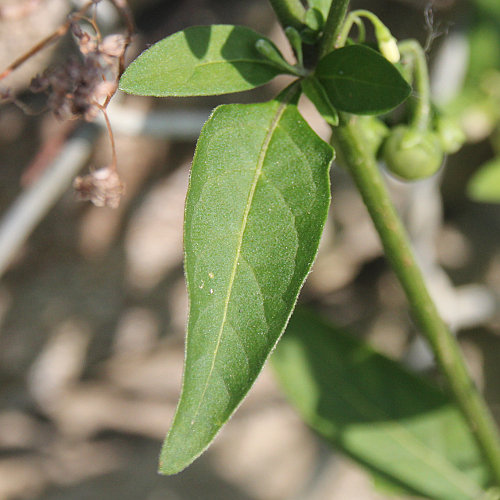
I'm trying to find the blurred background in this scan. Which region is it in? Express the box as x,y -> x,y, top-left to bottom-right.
0,0 -> 499,498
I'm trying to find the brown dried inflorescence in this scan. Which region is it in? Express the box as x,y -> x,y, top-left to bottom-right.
30,23 -> 126,122
1,0 -> 132,209
73,166 -> 125,209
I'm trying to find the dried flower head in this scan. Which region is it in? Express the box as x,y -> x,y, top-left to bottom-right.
73,166 -> 125,208
29,74 -> 49,93
71,22 -> 98,55
37,51 -> 115,121
99,34 -> 128,59
27,18 -> 123,122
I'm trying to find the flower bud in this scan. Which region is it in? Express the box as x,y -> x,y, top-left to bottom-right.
379,37 -> 400,63
374,24 -> 400,63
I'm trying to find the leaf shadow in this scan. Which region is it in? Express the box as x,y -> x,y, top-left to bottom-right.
274,308 -> 489,493
220,27 -> 280,87
183,25 -> 283,88
184,25 -> 211,59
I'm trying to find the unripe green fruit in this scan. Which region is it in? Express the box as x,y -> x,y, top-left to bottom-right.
434,116 -> 466,154
382,125 -> 444,180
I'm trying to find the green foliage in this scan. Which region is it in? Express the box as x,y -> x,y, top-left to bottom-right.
119,25 -> 290,96
159,99 -> 333,474
119,0 -> 500,485
301,76 -> 339,125
272,309 -> 491,500
467,158 -> 500,203
307,0 -> 333,23
315,44 -> 411,114
305,7 -> 325,31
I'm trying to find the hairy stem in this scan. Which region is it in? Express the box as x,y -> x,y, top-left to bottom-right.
330,114 -> 500,485
268,0 -> 306,31
319,0 -> 350,58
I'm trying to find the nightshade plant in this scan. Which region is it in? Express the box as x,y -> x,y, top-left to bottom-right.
120,0 -> 500,496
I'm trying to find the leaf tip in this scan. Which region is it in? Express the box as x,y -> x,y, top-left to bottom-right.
157,445 -> 191,476
117,70 -> 135,95
157,459 -> 180,476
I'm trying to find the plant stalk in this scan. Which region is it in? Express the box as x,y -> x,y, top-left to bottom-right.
398,40 -> 431,131
319,0 -> 350,58
330,114 -> 500,485
268,0 -> 306,31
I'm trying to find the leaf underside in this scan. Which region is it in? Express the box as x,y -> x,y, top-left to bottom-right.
159,100 -> 333,474
119,25 -> 288,97
315,44 -> 411,115
272,309 -> 490,500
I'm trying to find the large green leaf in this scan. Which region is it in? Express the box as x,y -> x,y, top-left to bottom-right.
467,157 -> 500,203
159,100 -> 333,474
315,44 -> 411,114
119,25 -> 290,96
272,309 -> 490,500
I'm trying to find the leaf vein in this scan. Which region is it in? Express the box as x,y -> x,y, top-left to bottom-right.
191,101 -> 288,424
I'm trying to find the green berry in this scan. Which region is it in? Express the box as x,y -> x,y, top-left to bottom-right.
382,125 -> 444,180
434,116 -> 466,154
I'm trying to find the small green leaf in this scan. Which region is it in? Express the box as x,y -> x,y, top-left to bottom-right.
255,39 -> 300,76
315,44 -> 411,114
308,0 -> 333,21
467,157 -> 500,203
159,100 -> 333,474
285,27 -> 303,66
119,25 -> 290,96
301,76 -> 339,126
272,309 -> 490,500
305,7 -> 324,31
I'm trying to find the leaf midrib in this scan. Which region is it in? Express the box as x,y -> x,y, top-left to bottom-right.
191,101 -> 288,424
319,74 -> 405,90
332,393 -> 482,497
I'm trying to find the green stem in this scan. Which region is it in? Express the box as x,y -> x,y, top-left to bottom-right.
399,40 -> 431,131
337,10 -> 374,47
319,0 -> 350,58
268,0 -> 306,31
331,114 -> 500,486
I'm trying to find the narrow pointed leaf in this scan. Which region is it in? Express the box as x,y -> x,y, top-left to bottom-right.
119,25 -> 290,97
272,309 -> 490,500
315,44 -> 411,114
160,100 -> 333,474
